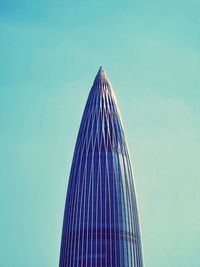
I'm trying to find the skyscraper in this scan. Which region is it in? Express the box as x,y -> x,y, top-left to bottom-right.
59,67 -> 144,267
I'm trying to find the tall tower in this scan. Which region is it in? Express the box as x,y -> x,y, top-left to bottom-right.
59,67 -> 144,267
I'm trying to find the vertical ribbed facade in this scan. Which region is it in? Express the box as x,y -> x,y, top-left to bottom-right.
59,67 -> 144,267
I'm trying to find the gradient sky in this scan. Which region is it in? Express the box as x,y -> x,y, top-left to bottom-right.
1,1 -> 200,267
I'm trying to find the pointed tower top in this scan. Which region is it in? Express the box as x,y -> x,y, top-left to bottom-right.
97,66 -> 107,79
93,66 -> 110,87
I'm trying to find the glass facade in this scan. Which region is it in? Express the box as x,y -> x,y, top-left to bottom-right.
59,67 -> 144,267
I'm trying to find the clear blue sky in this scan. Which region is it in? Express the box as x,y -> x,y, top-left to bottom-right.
1,1 -> 200,266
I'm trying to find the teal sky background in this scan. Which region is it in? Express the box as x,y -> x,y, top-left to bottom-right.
1,1 -> 200,266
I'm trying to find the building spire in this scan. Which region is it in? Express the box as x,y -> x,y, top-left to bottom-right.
94,66 -> 109,83
97,66 -> 107,79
